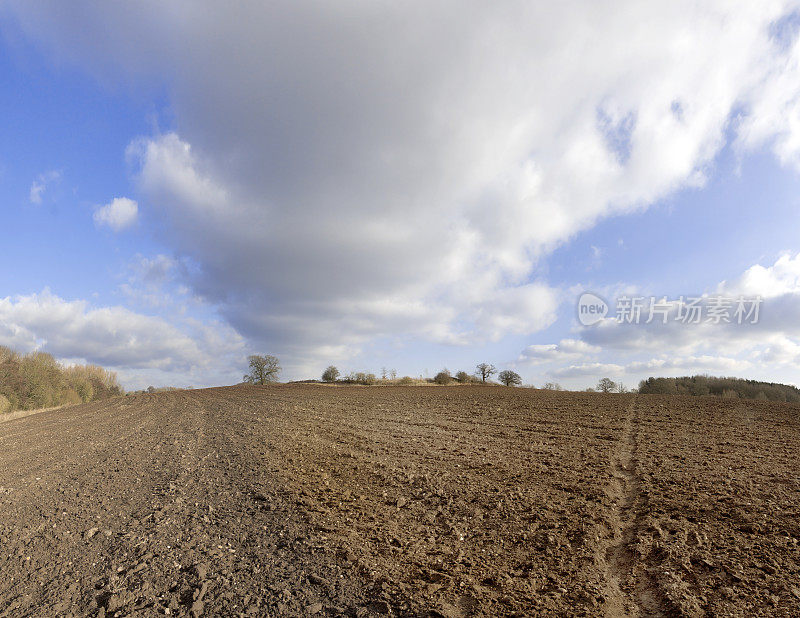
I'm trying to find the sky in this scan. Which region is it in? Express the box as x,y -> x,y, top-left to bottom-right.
3,2 -> 800,390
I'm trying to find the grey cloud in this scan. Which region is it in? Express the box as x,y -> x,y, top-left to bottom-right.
6,2 -> 800,368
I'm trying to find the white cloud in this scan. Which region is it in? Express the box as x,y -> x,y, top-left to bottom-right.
550,362 -> 625,379
522,253 -> 800,386
0,289 -> 245,387
29,182 -> 43,204
93,197 -> 138,231
755,335 -> 800,364
28,169 -> 61,204
719,252 -> 800,298
519,338 -> 600,364
7,3 -> 800,370
737,12 -> 800,170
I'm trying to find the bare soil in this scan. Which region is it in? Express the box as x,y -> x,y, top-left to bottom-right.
0,385 -> 797,616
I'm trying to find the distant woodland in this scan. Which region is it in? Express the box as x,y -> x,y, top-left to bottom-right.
638,375 -> 800,402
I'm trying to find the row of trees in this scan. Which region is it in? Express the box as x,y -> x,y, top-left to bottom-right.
582,375 -> 800,401
242,355 -> 635,391
243,356 -> 800,402
0,346 -> 123,413
321,363 -> 524,387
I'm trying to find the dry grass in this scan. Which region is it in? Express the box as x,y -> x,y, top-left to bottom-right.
0,404 -> 66,424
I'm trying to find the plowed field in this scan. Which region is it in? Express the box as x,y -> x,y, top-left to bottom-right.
0,385 -> 798,617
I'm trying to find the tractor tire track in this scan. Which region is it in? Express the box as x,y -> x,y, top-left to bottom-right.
601,398 -> 679,617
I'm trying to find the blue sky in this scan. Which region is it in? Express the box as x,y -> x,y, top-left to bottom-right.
3,3 -> 800,390
0,35 -> 154,302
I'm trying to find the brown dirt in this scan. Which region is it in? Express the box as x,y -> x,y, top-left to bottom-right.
0,385 -> 797,616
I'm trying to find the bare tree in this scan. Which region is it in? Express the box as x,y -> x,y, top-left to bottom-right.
542,382 -> 563,391
390,368 -> 397,380
597,377 -> 617,393
244,355 -> 281,385
380,367 -> 388,380
476,363 -> 496,383
498,370 -> 522,387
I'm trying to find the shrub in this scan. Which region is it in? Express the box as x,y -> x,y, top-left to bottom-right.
398,376 -> 415,386
0,394 -> 10,414
64,364 -> 122,400
61,388 -> 83,407
434,369 -> 452,385
0,348 -> 124,411
19,352 -> 64,409
342,371 -> 377,385
0,346 -> 18,364
73,378 -> 94,402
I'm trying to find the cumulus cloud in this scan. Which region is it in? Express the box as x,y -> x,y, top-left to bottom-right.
519,338 -> 600,364
550,362 -> 625,379
579,253 -> 800,354
523,253 -> 800,386
544,355 -> 751,385
0,290 -> 245,387
719,252 -> 800,298
7,3 -> 800,369
93,197 -> 138,231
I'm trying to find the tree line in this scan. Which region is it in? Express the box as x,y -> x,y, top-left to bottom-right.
242,356 -> 526,387
319,362 -> 524,386
638,375 -> 800,402
242,355 -> 800,402
0,346 -> 123,413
